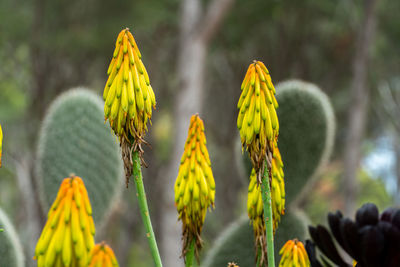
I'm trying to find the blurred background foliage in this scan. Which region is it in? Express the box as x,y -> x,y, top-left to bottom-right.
0,0 -> 399,266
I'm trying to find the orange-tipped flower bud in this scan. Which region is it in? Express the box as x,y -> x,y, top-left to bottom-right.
103,28 -> 156,145
174,114 -> 215,259
237,61 -> 279,175
88,242 -> 119,267
279,239 -> 310,267
35,176 -> 95,267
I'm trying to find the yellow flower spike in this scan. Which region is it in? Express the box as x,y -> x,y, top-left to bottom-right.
237,61 -> 279,178
174,114 -> 215,261
279,239 -> 310,267
35,175 -> 95,267
0,123 -> 2,168
103,28 -> 156,146
247,140 -> 285,265
88,242 -> 120,267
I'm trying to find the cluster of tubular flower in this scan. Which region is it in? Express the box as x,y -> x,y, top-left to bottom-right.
237,61 -> 285,266
88,242 -> 119,267
35,176 -> 121,267
237,61 -> 279,173
247,143 -> 285,235
34,176 -> 95,267
279,239 -> 310,267
103,28 -> 156,143
174,114 -> 215,258
270,141 -> 285,227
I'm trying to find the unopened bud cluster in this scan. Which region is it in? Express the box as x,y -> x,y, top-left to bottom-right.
237,61 -> 279,172
247,144 -> 285,236
103,28 -> 156,144
174,114 -> 215,258
279,239 -> 310,267
35,176 -> 95,267
88,242 -> 119,267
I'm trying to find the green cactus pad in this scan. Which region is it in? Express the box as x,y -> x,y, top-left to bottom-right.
202,215 -> 255,267
202,211 -> 309,267
276,80 -> 335,205
36,88 -> 123,224
0,208 -> 24,267
274,209 -> 309,262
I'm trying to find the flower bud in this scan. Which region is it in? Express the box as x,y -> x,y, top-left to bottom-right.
103,28 -> 156,145
88,242 -> 119,267
279,239 -> 310,267
237,61 -> 279,176
174,114 -> 215,260
35,176 -> 95,267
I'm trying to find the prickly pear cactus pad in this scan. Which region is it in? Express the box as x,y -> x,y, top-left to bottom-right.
0,208 -> 24,267
36,88 -> 124,224
202,211 -> 308,267
275,80 -> 335,205
202,216 -> 255,267
273,210 -> 308,262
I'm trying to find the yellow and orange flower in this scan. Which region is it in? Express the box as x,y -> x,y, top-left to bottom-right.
247,141 -> 285,266
35,176 -> 95,267
270,142 -> 285,227
279,239 -> 310,267
88,242 -> 119,267
103,28 -> 156,144
174,114 -> 215,258
237,61 -> 279,175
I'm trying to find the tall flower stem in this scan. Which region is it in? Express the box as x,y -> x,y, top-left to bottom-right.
132,151 -> 163,267
256,246 -> 261,267
261,163 -> 275,267
185,240 -> 195,267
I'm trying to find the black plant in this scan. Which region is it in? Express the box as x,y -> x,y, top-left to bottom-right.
305,203 -> 400,267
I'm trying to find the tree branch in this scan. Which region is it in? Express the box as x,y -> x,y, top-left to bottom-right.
199,0 -> 234,44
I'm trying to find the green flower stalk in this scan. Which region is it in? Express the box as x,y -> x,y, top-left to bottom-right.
237,61 -> 283,266
247,143 -> 285,232
102,29 -> 162,267
174,114 -> 215,264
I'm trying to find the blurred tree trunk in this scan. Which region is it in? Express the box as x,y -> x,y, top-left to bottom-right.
14,0 -> 49,265
343,0 -> 378,217
160,0 -> 233,266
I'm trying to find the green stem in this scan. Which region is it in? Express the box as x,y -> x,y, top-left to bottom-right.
132,151 -> 163,267
185,239 -> 195,267
261,163 -> 275,267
